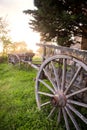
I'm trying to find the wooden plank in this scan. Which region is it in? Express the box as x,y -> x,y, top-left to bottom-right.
21,60 -> 39,70
36,43 -> 87,64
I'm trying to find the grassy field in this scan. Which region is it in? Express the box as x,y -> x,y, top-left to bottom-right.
0,62 -> 64,130
0,62 -> 87,130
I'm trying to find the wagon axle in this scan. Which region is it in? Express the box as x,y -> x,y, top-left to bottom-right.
51,91 -> 66,107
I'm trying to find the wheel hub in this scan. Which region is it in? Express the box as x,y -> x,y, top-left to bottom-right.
51,91 -> 66,107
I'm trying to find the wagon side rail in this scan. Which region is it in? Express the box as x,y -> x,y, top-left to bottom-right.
37,43 -> 87,65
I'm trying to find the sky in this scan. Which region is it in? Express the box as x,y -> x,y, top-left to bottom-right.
0,0 -> 40,52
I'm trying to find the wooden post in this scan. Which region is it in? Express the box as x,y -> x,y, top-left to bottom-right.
42,42 -> 46,62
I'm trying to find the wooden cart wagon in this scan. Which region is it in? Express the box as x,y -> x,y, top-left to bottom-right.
8,44 -> 87,130
8,52 -> 38,68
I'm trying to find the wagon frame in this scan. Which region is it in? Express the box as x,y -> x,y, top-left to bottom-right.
8,43 -> 87,130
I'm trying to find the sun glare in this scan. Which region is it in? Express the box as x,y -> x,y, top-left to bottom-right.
25,32 -> 40,52
0,43 -> 3,53
10,30 -> 40,53
0,0 -> 41,53
9,15 -> 40,53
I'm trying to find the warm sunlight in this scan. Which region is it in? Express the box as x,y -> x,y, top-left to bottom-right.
9,13 -> 40,52
0,43 -> 3,53
25,32 -> 40,52
0,0 -> 40,53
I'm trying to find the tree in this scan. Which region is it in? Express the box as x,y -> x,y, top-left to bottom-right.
24,0 -> 87,50
13,41 -> 28,53
0,17 -> 12,55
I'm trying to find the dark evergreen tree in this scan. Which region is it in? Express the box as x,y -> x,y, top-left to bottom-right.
24,0 -> 87,50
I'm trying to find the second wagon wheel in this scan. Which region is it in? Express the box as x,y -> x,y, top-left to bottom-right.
11,54 -> 20,66
35,54 -> 87,130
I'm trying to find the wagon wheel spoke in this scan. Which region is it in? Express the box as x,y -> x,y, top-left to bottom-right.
48,107 -> 56,118
65,106 -> 80,130
67,104 -> 87,124
43,68 -> 57,91
66,87 -> 87,98
41,101 -> 51,107
39,79 -> 55,94
51,61 -> 60,90
38,91 -> 54,97
61,59 -> 67,91
67,99 -> 87,108
62,108 -> 70,130
57,108 -> 62,123
64,66 -> 82,94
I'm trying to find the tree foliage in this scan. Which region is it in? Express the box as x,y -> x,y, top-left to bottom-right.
0,17 -> 12,55
24,0 -> 87,50
9,41 -> 33,54
13,41 -> 28,53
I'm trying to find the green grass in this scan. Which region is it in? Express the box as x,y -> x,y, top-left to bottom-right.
0,63 -> 63,130
0,63 -> 87,130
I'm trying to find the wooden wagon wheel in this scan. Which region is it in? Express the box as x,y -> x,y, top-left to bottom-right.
35,54 -> 87,130
8,54 -> 20,66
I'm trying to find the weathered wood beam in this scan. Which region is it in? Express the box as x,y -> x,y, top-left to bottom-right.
36,43 -> 87,64
21,60 -> 39,70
